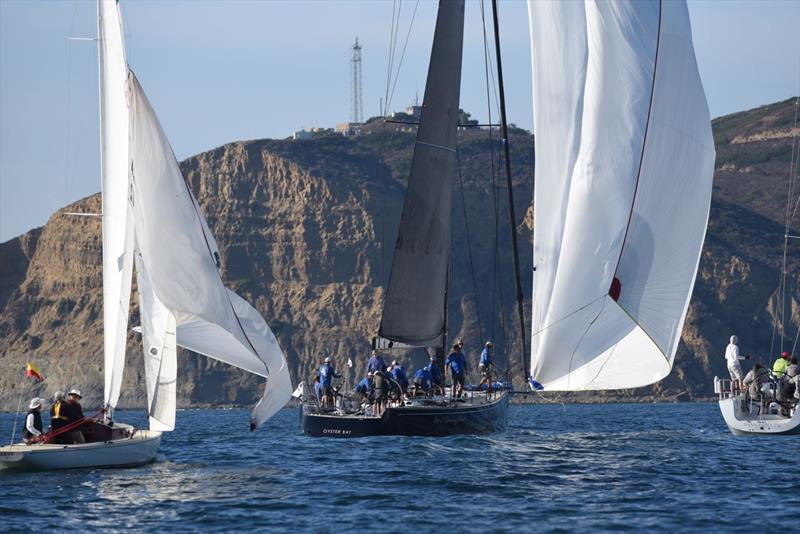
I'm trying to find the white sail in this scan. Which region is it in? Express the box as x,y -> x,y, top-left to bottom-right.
528,0 -> 715,390
98,0 -> 135,409
135,248 -> 177,431
127,73 -> 291,429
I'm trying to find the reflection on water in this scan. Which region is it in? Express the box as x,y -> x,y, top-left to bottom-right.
1,403 -> 797,530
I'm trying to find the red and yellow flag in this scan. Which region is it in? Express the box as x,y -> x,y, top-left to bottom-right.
25,362 -> 43,382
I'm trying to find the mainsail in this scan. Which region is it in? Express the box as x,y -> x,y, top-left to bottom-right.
378,0 -> 465,347
528,0 -> 715,390
127,73 -> 292,429
98,0 -> 135,409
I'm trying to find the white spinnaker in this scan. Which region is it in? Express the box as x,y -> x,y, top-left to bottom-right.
98,0 -> 135,408
135,248 -> 177,431
528,0 -> 715,390
128,72 -> 291,429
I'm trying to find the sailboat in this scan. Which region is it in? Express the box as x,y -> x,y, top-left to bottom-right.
0,0 -> 291,469
526,1 -> 715,393
300,0 -> 512,438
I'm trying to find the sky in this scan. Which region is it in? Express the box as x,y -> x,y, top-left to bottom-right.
1,0 -> 798,242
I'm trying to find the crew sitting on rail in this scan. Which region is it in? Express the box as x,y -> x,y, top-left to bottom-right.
65,388 -> 86,444
426,356 -> 444,396
23,397 -> 45,445
367,350 -> 388,375
390,360 -> 409,397
478,342 -> 494,393
49,390 -> 74,444
413,367 -> 433,397
446,344 -> 468,399
319,357 -> 341,409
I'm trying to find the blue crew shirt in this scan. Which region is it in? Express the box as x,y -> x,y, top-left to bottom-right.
446,351 -> 467,375
355,377 -> 370,394
414,368 -> 432,388
391,366 -> 409,387
427,362 -> 443,385
480,348 -> 492,366
319,363 -> 340,387
367,355 -> 388,374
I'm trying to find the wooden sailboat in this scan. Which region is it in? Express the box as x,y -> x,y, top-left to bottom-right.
1,0 -> 291,469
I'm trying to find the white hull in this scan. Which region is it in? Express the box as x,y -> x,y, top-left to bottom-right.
0,426 -> 161,470
719,396 -> 800,436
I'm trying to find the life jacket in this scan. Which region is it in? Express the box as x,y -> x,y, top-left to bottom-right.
50,400 -> 74,429
23,409 -> 42,439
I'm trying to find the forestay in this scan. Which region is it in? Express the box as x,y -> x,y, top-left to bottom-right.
127,73 -> 292,429
528,0 -> 715,390
98,0 -> 135,410
378,0 -> 465,347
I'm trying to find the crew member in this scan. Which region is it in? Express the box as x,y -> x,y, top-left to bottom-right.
743,363 -> 769,399
66,388 -> 86,444
390,360 -> 409,397
313,374 -> 323,403
319,357 -> 341,409
773,351 -> 790,379
446,343 -> 467,399
367,350 -> 388,375
725,335 -> 749,393
478,342 -> 494,392
427,356 -> 444,396
23,398 -> 44,445
354,376 -> 371,401
372,369 -> 388,416
50,390 -> 74,444
784,357 -> 799,399
413,367 -> 432,397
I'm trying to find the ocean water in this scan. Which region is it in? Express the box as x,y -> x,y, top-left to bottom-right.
0,403 -> 796,532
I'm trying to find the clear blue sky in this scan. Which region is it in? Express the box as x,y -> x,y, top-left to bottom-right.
1,0 -> 798,242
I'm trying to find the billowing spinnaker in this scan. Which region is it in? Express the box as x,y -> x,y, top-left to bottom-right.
135,248 -> 177,431
99,0 -> 134,409
528,0 -> 715,390
128,73 -> 291,428
378,0 -> 464,347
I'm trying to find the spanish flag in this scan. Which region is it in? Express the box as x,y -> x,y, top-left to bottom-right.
25,362 -> 43,382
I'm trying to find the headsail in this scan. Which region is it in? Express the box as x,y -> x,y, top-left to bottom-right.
98,0 -> 135,409
528,0 -> 715,390
378,0 -> 465,347
127,73 -> 292,428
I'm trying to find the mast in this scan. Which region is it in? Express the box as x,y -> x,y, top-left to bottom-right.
491,0 -> 528,381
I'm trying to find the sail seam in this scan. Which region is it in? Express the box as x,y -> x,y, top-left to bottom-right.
416,140 -> 457,153
611,0 -> 663,284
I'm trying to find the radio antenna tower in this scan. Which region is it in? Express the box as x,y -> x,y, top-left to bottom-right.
350,37 -> 363,124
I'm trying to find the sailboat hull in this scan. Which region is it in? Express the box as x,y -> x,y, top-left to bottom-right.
0,426 -> 161,470
719,396 -> 800,436
301,390 -> 510,438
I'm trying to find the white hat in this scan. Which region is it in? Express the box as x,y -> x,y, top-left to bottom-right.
392,360 -> 398,366
324,357 -> 332,363
485,341 -> 493,347
68,388 -> 82,398
29,397 -> 43,410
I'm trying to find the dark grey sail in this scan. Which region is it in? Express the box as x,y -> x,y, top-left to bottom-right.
378,0 -> 465,347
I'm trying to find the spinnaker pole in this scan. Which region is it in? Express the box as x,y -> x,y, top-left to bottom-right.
491,0 -> 528,381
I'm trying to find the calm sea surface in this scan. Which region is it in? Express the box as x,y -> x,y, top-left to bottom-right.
0,403 -> 797,532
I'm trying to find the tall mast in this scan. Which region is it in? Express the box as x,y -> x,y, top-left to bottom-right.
491,0 -> 528,381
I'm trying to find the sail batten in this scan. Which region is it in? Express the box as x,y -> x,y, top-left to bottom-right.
378,0 -> 465,347
528,0 -> 715,391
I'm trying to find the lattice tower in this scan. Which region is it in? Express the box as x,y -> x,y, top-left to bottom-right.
351,38 -> 363,124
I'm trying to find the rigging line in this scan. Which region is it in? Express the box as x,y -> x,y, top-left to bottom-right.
382,0 -> 399,115
530,294 -> 607,338
777,98 -> 799,354
786,98 -> 799,220
387,0 -> 421,115
456,149 -> 484,343
64,0 -> 80,205
385,0 -> 403,114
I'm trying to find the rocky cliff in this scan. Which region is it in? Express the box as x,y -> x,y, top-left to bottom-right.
1,98 -> 798,410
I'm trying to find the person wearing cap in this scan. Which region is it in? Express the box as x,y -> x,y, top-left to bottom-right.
66,388 -> 86,444
49,390 -> 75,444
446,343 -> 468,398
426,355 -> 444,396
367,350 -> 388,375
478,342 -> 494,393
390,360 -> 409,397
319,357 -> 341,409
23,398 -> 45,444
772,352 -> 790,379
413,367 -> 433,397
725,335 -> 749,393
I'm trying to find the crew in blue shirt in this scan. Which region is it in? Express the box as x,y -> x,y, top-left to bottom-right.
367,350 -> 388,375
390,360 -> 409,396
426,356 -> 444,396
446,344 -> 468,398
354,376 -> 370,401
413,367 -> 432,397
478,341 -> 494,392
319,357 -> 341,408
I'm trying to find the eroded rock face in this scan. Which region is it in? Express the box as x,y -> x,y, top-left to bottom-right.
1,98 -> 798,410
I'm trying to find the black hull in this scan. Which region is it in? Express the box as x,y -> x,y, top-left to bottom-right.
301,391 -> 511,438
